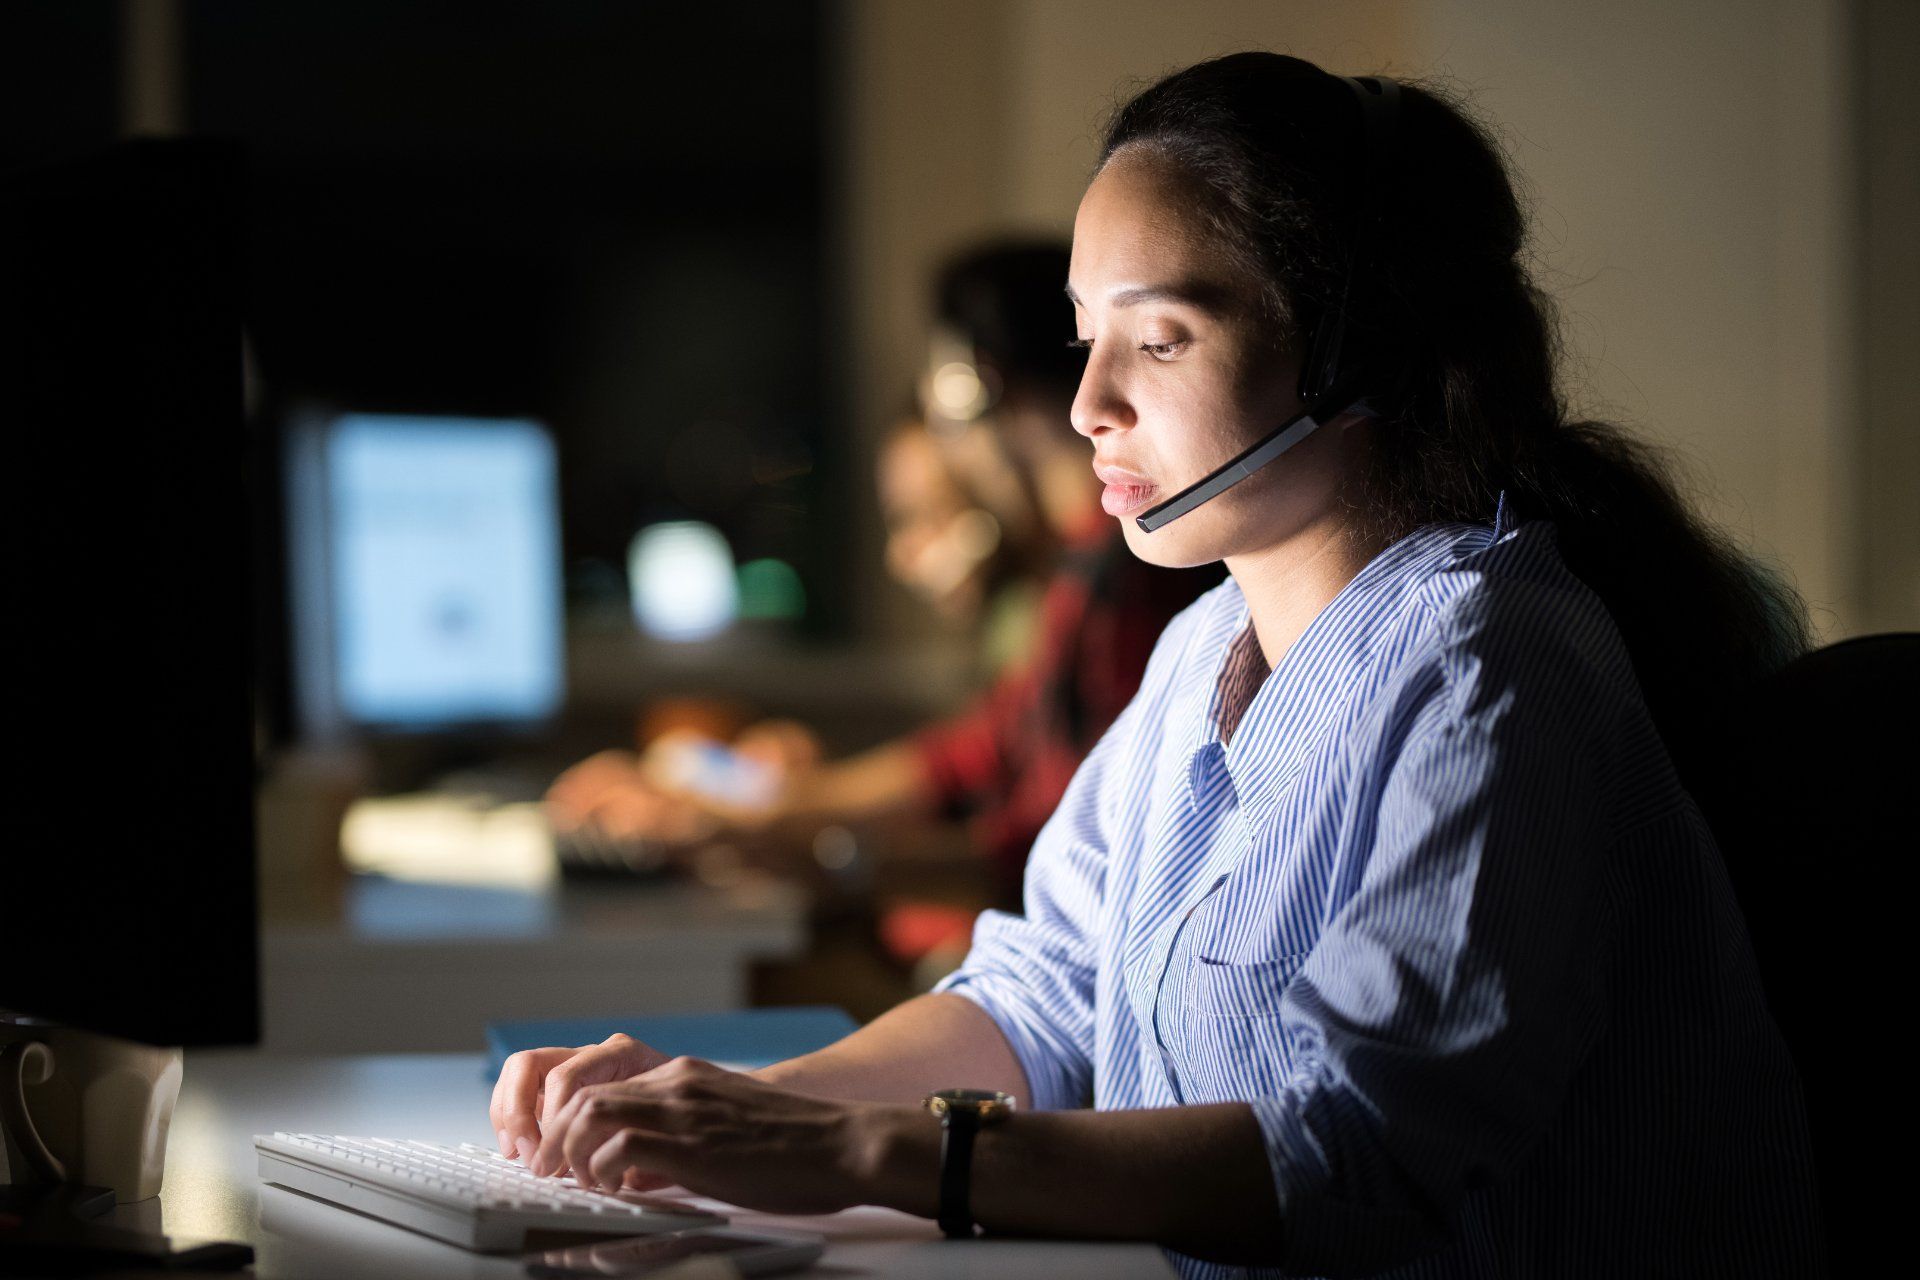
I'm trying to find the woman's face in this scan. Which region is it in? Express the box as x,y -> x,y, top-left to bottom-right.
1067,148 -> 1365,569
876,423 -> 999,620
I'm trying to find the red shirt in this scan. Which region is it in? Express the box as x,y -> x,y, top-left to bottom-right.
912,529 -> 1221,902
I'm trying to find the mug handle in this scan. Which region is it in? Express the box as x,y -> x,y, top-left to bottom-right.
0,1039 -> 67,1184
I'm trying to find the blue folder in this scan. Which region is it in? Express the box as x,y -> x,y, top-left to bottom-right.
483,1005 -> 858,1078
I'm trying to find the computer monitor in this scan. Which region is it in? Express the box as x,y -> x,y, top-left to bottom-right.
2,138 -> 258,1049
283,410 -> 565,742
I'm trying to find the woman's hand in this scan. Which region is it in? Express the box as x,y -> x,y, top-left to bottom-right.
544,750 -> 643,826
489,1033 -> 674,1165
545,751 -> 719,847
530,1056 -> 931,1217
730,720 -> 824,779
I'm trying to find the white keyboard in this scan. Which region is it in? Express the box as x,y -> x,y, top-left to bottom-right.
255,1133 -> 725,1252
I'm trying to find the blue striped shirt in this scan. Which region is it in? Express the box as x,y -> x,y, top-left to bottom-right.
935,508 -> 1824,1277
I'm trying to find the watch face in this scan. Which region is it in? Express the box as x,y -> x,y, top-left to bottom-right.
924,1088 -> 1017,1118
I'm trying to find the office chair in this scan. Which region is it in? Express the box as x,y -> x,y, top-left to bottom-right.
1692,631 -> 1919,1272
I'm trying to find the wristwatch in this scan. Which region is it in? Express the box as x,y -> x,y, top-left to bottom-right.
923,1088 -> 1016,1239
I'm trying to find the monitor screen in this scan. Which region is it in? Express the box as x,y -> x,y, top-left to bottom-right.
3,138 -> 258,1047
287,412 -> 565,738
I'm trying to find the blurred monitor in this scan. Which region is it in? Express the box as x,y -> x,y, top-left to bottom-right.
285,411 -> 565,741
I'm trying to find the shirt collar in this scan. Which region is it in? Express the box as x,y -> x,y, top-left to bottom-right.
1492,489 -> 1516,540
1191,505 -> 1508,826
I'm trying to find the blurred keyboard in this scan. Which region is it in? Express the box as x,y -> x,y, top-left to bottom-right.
433,763 -> 682,881
340,786 -> 679,887
255,1133 -> 721,1252
551,824 -> 676,879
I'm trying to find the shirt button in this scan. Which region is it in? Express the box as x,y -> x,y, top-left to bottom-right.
1186,742 -> 1223,802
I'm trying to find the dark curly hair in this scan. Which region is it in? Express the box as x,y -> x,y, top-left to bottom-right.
1099,52 -> 1809,792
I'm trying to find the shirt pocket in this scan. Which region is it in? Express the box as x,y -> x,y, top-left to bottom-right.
1183,950 -> 1312,1019
1172,950 -> 1313,1102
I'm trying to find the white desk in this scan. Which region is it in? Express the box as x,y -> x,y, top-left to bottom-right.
263,877 -> 809,1053
120,1050 -> 1177,1279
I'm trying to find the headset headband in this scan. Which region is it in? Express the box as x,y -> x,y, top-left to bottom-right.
1297,74 -> 1401,405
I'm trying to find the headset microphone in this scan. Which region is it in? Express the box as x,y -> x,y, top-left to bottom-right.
1134,73 -> 1400,534
1133,377 -> 1371,532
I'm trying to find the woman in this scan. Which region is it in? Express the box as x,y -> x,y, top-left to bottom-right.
492,54 -> 1823,1276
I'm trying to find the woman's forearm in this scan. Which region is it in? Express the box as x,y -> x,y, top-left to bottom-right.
760,994 -> 1286,1262
767,740 -> 933,828
753,992 -> 1030,1107
860,1097 -> 1286,1265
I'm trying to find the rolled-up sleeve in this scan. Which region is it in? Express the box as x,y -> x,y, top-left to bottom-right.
1251,610 -> 1618,1273
931,700 -> 1133,1110
928,588 -> 1214,1113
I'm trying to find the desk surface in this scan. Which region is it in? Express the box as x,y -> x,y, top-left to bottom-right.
261,878 -> 810,1053
272,874 -> 810,944
129,1050 -> 1176,1279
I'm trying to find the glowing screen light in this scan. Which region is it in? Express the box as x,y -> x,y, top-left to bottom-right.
737,557 -> 805,621
930,360 -> 988,420
628,521 -> 738,641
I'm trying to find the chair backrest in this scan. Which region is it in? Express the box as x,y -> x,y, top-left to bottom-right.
1691,631 -> 1919,1271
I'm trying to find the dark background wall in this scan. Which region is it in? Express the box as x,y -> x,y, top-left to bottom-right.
2,0 -> 849,644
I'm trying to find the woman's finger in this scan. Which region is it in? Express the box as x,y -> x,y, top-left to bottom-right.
491,1047 -> 573,1159
590,788 -> 664,841
534,1079 -> 640,1179
558,1089 -> 662,1186
621,1166 -> 676,1194
530,1086 -> 584,1178
532,1058 -> 728,1180
535,1034 -> 660,1151
545,752 -> 639,817
587,1127 -> 686,1193
539,1073 -> 695,1183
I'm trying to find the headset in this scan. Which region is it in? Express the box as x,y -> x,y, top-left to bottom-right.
1134,73 -> 1402,533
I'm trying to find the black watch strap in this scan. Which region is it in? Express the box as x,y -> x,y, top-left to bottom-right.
936,1106 -> 982,1239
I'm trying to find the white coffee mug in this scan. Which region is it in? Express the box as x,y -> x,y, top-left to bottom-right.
0,1024 -> 182,1203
